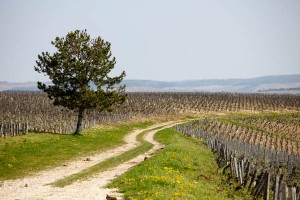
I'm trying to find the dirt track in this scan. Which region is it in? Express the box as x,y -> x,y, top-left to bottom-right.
0,121 -> 182,200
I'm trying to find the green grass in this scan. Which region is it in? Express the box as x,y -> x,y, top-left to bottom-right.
50,127 -> 165,187
0,121 -> 154,181
108,128 -> 252,200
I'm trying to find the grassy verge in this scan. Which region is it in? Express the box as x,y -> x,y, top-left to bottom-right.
0,121 -> 154,181
108,128 -> 252,200
50,126 -> 164,187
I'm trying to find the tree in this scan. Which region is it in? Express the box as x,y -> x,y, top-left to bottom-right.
34,30 -> 126,134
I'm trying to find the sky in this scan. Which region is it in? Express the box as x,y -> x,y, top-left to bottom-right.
0,0 -> 299,82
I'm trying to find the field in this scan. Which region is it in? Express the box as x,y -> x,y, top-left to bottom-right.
0,92 -> 299,136
0,91 -> 300,199
179,113 -> 300,155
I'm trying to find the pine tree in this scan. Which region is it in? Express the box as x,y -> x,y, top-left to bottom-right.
35,30 -> 126,134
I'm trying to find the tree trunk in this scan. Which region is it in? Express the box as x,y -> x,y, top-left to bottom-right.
74,107 -> 85,135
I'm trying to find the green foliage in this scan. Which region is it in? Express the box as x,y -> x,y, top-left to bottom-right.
34,30 -> 126,133
108,128 -> 252,199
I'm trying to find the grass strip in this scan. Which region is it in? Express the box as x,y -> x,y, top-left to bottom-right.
51,126 -> 165,187
0,121 -> 154,181
108,128 -> 252,200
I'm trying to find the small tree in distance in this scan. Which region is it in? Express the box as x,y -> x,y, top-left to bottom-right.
35,30 -> 126,135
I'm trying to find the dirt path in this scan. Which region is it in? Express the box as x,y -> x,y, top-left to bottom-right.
0,121 -> 182,200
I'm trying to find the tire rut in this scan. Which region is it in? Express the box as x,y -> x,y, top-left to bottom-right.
0,121 -> 183,200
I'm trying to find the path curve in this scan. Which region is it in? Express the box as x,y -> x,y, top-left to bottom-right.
0,120 -> 183,200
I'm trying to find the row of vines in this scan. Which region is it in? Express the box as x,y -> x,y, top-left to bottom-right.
0,91 -> 299,136
175,114 -> 300,199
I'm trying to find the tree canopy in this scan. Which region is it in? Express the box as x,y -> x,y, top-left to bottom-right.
35,30 -> 126,134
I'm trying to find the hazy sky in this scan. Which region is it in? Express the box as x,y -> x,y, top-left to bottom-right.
0,0 -> 299,82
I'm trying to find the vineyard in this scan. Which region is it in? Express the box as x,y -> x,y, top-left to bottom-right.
174,113 -> 300,199
186,113 -> 300,155
0,91 -> 300,136
1,91 -> 300,199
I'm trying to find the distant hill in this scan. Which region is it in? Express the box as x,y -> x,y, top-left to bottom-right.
1,74 -> 300,94
123,74 -> 300,94
0,82 -> 38,92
